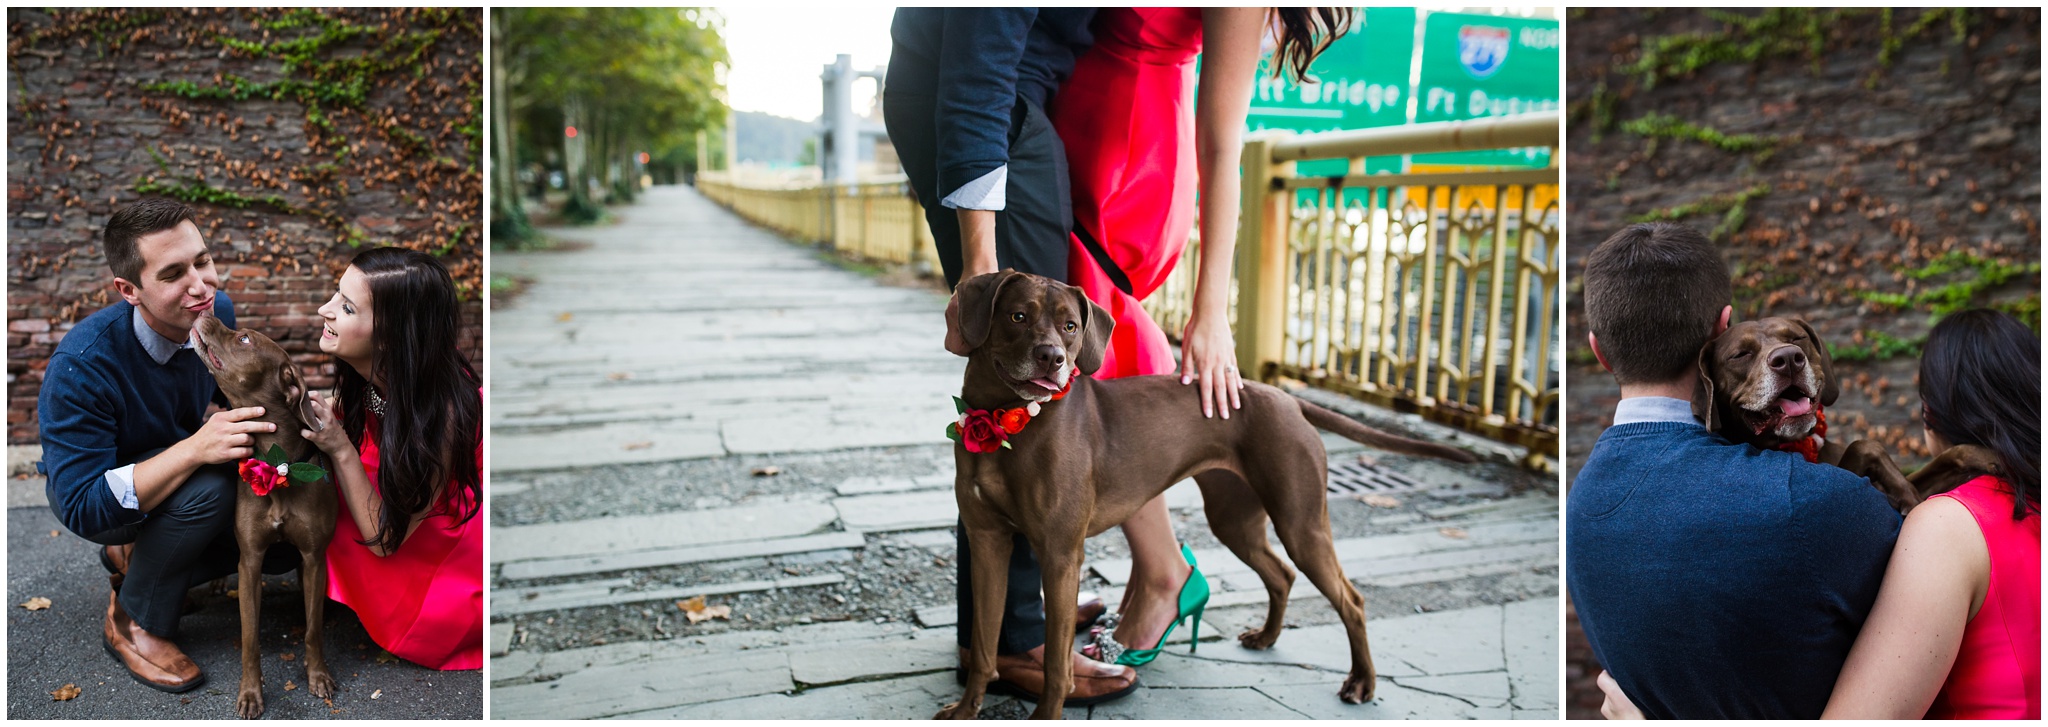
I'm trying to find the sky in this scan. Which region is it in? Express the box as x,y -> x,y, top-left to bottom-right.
716,5 -> 896,122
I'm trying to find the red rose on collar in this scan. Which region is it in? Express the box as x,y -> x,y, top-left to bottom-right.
959,409 -> 1008,453
239,459 -> 286,496
996,408 -> 1030,435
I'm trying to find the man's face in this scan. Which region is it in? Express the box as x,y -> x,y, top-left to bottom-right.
116,220 -> 218,341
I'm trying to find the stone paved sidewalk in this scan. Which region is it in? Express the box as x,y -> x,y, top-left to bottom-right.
488,185 -> 1559,719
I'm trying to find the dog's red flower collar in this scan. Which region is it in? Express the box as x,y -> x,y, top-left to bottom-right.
1772,405 -> 1827,464
946,376 -> 1074,453
239,443 -> 328,496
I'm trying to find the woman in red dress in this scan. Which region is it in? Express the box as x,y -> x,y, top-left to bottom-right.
1052,7 -> 1352,664
300,247 -> 484,671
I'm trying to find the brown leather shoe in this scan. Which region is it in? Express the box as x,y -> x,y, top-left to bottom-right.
958,645 -> 1138,706
1076,592 -> 1107,633
100,544 -> 132,591
103,590 -> 204,693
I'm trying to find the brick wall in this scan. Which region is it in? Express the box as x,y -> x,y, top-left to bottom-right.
8,8 -> 482,443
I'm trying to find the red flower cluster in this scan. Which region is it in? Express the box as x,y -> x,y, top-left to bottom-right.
239,459 -> 288,496
947,374 -> 1077,454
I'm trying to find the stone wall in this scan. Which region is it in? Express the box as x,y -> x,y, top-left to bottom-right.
7,8 -> 483,443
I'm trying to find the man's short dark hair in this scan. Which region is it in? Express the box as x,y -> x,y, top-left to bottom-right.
102,198 -> 196,284
1582,222 -> 1731,384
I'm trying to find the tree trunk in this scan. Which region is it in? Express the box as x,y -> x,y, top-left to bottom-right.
487,8 -> 532,243
562,95 -> 603,223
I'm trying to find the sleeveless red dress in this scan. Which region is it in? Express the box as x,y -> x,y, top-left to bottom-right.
1922,475 -> 2040,719
324,410 -> 484,671
1052,7 -> 1203,380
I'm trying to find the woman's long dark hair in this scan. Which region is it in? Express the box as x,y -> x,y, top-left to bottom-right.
336,247 -> 482,553
1269,8 -> 1355,83
1919,308 -> 2040,519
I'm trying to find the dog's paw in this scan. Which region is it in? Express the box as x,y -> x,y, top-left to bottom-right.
236,686 -> 265,719
934,699 -> 980,720
307,668 -> 336,698
1237,628 -> 1279,650
1339,673 -> 1375,704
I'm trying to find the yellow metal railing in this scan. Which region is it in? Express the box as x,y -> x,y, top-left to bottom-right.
1142,113 -> 1559,468
698,174 -> 938,269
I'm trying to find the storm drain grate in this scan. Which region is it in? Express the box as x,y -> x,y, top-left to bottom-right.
1326,458 -> 1429,498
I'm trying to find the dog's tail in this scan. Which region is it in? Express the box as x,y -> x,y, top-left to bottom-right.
1296,400 -> 1479,463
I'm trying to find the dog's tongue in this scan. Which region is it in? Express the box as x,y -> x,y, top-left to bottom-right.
1029,377 -> 1062,391
1779,396 -> 1814,418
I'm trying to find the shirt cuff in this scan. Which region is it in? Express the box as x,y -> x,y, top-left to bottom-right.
105,464 -> 139,511
940,165 -> 1007,211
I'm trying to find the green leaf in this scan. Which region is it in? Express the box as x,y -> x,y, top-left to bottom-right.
945,423 -> 960,443
1000,439 -> 1012,450
952,396 -> 967,415
261,444 -> 289,465
289,465 -> 327,483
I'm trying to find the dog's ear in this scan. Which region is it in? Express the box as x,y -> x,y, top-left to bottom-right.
1691,341 -> 1719,432
1794,318 -> 1838,407
278,363 -> 324,433
1068,284 -> 1115,376
950,270 -> 1018,356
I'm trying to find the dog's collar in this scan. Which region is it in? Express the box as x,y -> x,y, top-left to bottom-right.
1771,405 -> 1827,464
239,443 -> 329,496
946,376 -> 1075,453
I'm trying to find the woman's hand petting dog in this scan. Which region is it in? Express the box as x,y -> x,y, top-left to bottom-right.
299,391 -> 354,459
1180,308 -> 1243,419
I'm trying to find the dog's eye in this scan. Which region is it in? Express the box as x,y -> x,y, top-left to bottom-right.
1010,312 -> 1025,323
1729,350 -> 1751,361
1064,321 -> 1077,333
237,334 -> 250,345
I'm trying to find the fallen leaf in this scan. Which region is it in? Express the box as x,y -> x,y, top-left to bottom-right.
1354,494 -> 1402,508
676,595 -> 732,624
281,652 -> 296,661
226,589 -> 239,598
49,530 -> 59,537
606,371 -> 632,381
371,689 -> 382,700
21,597 -> 51,611
51,684 -> 80,701
375,651 -> 399,664
285,681 -> 297,691
622,441 -> 654,451
1438,527 -> 1469,539
751,466 -> 781,477
556,312 -> 573,322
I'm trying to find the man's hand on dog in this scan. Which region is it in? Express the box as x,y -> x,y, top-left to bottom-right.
189,406 -> 274,464
299,391 -> 354,458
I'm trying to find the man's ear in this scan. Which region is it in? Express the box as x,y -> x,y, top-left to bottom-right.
1795,317 -> 1838,406
1691,342 -> 1719,432
279,364 -> 324,433
1068,285 -> 1114,375
1588,332 -> 1613,373
1715,305 -> 1733,336
112,278 -> 142,307
949,270 -> 1017,356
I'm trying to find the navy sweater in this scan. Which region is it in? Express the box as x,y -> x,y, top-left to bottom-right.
38,297 -> 233,537
1566,422 -> 1900,719
886,8 -> 1095,201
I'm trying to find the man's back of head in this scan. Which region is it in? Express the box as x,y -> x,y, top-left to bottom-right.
1582,222 -> 1731,385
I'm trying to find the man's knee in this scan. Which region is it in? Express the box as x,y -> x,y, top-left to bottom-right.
154,463 -> 239,524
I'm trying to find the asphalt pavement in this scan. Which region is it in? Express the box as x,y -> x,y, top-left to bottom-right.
7,505 -> 482,719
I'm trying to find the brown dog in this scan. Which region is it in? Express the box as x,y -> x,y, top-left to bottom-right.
937,271 -> 1477,720
193,315 -> 339,719
1692,316 -> 2001,512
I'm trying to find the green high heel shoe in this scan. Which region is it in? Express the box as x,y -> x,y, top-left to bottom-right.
1093,543 -> 1210,667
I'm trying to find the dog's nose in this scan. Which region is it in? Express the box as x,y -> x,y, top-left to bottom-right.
1768,345 -> 1806,373
1033,345 -> 1067,373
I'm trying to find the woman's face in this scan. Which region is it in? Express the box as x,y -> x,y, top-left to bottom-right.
318,266 -> 376,366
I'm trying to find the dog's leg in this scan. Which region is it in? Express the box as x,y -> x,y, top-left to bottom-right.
235,549 -> 267,719
1908,443 -> 2004,500
1270,504 -> 1376,704
1196,470 -> 1294,649
936,524 -> 1013,720
1837,439 -> 1921,513
1027,528 -> 1086,720
300,545 -> 336,698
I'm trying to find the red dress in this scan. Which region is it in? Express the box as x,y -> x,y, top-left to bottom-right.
325,411 -> 484,671
1052,7 -> 1203,380
1922,475 -> 2040,719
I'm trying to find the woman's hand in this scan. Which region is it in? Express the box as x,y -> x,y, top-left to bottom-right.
299,391 -> 354,459
1596,670 -> 1646,720
1179,308 -> 1244,418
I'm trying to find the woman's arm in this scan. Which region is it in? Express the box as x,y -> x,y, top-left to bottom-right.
1821,495 -> 1988,718
302,391 -> 432,557
1181,7 -> 1265,419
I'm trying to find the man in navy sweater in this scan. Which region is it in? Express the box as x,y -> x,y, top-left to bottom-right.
38,198 -> 293,692
884,8 -> 1139,706
1565,222 -> 1902,718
